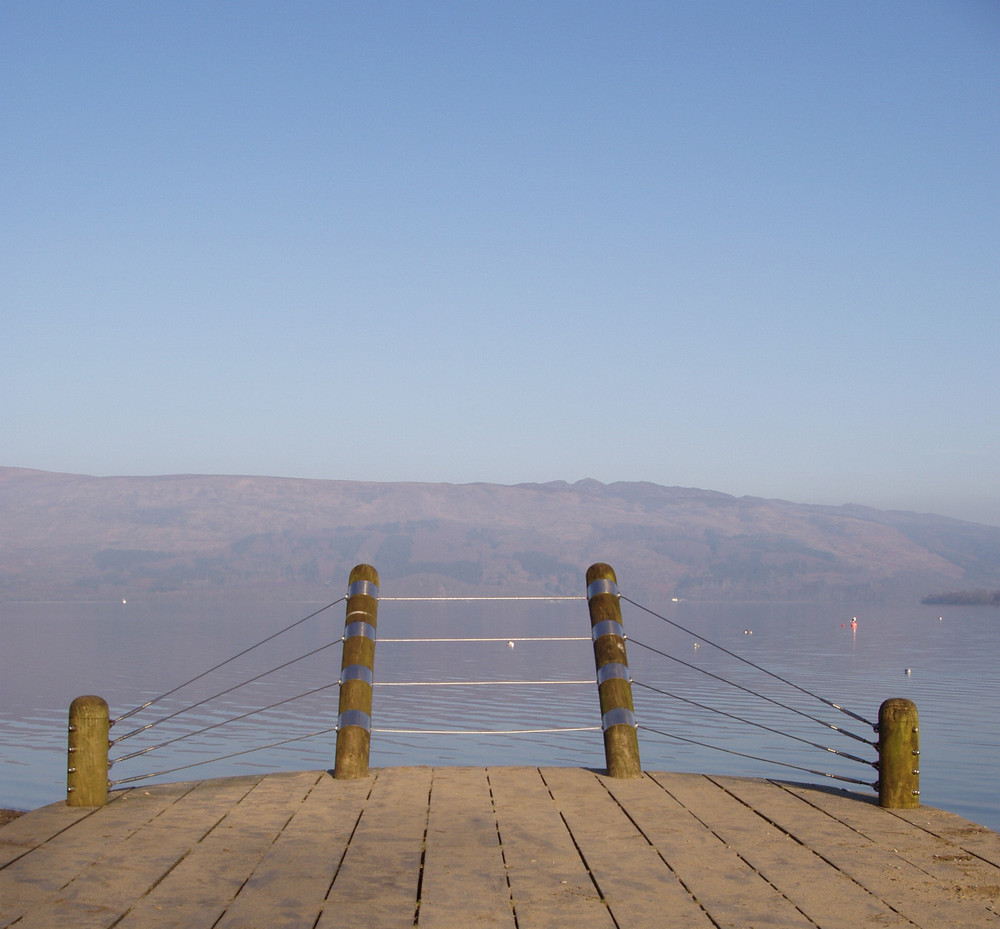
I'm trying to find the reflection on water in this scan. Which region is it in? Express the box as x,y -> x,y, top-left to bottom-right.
1,597 -> 997,832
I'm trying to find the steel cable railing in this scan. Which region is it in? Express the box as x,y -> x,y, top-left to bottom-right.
106,616 -> 600,786
111,640 -> 342,745
622,595 -> 876,728
618,595 -> 879,788
631,680 -> 875,767
626,635 -> 875,748
368,633 -> 600,739
99,586 -> 882,792
112,597 -> 346,725
106,599 -> 348,786
637,725 -> 877,788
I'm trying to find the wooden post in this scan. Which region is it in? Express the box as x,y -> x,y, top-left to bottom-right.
67,695 -> 109,806
587,563 -> 642,778
877,698 -> 920,809
334,564 -> 379,779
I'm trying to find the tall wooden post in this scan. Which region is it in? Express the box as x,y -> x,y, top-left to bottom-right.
877,698 -> 920,808
334,564 -> 379,779
67,695 -> 109,806
587,563 -> 642,778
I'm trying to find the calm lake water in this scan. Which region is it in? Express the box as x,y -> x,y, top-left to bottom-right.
2,596 -> 997,832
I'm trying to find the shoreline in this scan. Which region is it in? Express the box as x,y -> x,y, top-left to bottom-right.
1,808 -> 26,826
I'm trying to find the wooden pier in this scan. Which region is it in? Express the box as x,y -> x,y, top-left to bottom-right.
2,767 -> 998,928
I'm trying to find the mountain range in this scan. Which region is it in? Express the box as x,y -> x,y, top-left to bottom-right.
2,467 -> 999,603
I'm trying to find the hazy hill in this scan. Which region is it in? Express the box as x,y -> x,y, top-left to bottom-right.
2,468 -> 999,602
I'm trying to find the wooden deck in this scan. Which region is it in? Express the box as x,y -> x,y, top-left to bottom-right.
1,767 -> 998,928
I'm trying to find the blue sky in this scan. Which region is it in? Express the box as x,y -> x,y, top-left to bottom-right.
3,2 -> 999,524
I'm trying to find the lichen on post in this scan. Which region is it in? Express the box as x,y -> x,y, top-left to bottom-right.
587,563 -> 642,778
334,564 -> 379,778
877,698 -> 920,809
67,695 -> 110,806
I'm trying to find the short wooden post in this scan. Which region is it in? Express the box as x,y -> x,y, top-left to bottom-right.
334,564 -> 379,778
586,563 -> 642,778
67,695 -> 109,806
877,698 -> 919,808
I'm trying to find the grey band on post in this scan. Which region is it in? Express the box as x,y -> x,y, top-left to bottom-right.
592,619 -> 625,641
587,577 -> 619,600
337,709 -> 372,732
340,665 -> 374,685
602,707 -> 637,730
344,620 -> 376,641
348,578 -> 379,598
597,662 -> 631,685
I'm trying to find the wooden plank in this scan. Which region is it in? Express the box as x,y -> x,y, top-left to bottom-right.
416,767 -> 515,929
649,771 -> 912,929
777,779 -> 1000,888
3,768 -> 998,929
318,766 -> 432,929
0,802 -> 96,869
215,772 -> 374,929
713,774 -> 1000,928
488,766 -> 615,929
540,767 -> 714,929
0,779 -> 219,928
109,772 -> 316,929
603,772 -> 817,929
890,803 -> 1000,870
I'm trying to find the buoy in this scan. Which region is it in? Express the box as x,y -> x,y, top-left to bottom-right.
905,668 -> 912,675
507,640 -> 515,648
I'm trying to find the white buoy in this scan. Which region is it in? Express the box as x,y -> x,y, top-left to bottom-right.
507,640 -> 515,648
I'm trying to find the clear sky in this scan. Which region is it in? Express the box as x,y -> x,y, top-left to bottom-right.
3,2 -> 999,525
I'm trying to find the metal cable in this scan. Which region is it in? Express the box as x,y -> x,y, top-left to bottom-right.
639,724 -> 876,789
628,637 -> 876,747
622,596 -> 876,728
378,636 -> 591,643
111,640 -> 341,743
379,596 -> 586,601
632,679 -> 875,768
110,680 -> 341,765
374,679 -> 594,687
108,725 -> 339,786
113,597 -> 345,724
373,726 -> 601,735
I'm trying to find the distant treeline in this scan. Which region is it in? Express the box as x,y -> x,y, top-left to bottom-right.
921,589 -> 1000,606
